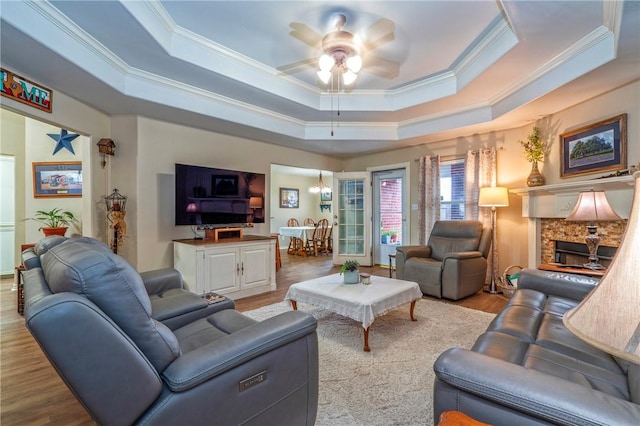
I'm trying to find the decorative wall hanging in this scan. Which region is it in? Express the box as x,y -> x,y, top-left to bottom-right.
32,162 -> 82,198
560,114 -> 627,178
104,189 -> 127,254
97,138 -> 116,168
47,129 -> 79,155
280,188 -> 299,208
0,68 -> 53,113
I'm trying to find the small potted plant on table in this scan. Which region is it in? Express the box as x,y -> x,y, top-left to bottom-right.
340,260 -> 360,284
28,208 -> 77,237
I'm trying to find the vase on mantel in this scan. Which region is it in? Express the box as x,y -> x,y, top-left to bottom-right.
527,161 -> 545,187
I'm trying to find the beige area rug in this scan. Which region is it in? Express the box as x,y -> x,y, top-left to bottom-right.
244,298 -> 495,426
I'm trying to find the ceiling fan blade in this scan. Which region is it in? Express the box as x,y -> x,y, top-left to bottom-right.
361,18 -> 395,51
364,55 -> 400,79
276,58 -> 317,75
289,23 -> 323,49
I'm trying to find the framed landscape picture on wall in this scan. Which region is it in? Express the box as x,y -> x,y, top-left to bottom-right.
32,162 -> 82,198
560,114 -> 627,178
279,188 -> 299,208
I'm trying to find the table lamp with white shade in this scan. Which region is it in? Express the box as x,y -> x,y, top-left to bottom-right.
563,171 -> 639,363
564,190 -> 622,270
478,186 -> 510,294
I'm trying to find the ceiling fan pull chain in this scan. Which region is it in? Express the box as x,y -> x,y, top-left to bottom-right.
330,74 -> 334,136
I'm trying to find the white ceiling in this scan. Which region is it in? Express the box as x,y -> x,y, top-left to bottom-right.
1,1 -> 638,157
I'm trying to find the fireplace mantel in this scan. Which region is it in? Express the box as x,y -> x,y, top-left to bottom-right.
511,174 -> 634,268
511,175 -> 634,219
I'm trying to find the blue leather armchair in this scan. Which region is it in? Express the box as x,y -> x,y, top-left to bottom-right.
23,236 -> 318,425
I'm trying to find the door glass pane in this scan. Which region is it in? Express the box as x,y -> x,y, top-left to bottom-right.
338,178 -> 365,255
379,177 -> 403,246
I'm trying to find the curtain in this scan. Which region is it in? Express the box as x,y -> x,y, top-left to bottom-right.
418,155 -> 440,245
466,148 -> 498,282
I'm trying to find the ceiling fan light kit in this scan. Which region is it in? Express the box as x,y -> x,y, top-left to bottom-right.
317,14 -> 363,86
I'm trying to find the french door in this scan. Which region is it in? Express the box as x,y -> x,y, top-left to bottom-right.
372,168 -> 406,266
332,171 -> 372,266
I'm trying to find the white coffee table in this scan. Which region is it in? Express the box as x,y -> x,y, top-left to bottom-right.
284,273 -> 422,352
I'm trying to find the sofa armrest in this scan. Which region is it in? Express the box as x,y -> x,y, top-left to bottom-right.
140,268 -> 184,295
162,310 -> 317,391
434,348 -> 640,426
442,250 -> 483,261
517,268 -> 598,300
396,246 -> 432,260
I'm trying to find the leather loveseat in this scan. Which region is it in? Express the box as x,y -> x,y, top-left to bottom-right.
433,268 -> 640,425
22,236 -> 319,426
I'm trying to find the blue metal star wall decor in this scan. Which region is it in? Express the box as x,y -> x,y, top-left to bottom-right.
47,128 -> 79,155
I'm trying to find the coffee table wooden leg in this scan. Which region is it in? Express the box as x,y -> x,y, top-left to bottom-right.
410,300 -> 417,321
363,327 -> 371,352
290,300 -> 298,310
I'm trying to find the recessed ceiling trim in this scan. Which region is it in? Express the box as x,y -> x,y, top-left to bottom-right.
452,18 -> 519,91
489,26 -> 615,117
398,104 -> 494,140
19,0 -> 128,74
305,121 -> 398,141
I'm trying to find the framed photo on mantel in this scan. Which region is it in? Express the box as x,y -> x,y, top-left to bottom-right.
560,114 -> 627,178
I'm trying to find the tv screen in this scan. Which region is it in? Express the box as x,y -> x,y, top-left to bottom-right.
175,163 -> 265,226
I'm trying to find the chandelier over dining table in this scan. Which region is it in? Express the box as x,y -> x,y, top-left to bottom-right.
309,171 -> 332,194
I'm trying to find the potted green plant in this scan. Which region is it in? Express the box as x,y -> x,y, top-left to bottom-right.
519,126 -> 546,186
340,260 -> 360,284
381,230 -> 393,244
28,208 -> 77,237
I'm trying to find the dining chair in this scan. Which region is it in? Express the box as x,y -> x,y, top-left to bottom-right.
315,219 -> 330,255
305,219 -> 329,256
325,225 -> 333,254
303,218 -> 315,226
287,218 -> 301,254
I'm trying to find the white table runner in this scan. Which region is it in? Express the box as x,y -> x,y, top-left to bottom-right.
285,274 -> 422,329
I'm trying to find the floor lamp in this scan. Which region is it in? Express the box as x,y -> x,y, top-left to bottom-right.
479,186 -> 510,294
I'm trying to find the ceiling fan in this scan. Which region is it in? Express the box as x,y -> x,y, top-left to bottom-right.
279,14 -> 400,85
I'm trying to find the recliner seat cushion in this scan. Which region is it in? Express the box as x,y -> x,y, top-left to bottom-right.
40,238 -> 181,372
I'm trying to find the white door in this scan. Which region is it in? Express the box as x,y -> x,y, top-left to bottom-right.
0,155 -> 15,275
332,171 -> 372,266
373,168 -> 407,266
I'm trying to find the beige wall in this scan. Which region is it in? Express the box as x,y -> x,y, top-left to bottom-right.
23,118 -> 85,242
270,170 -> 333,234
128,117 -> 342,271
0,109 -> 25,266
344,80 -> 640,274
3,75 -> 638,274
1,88 -> 111,242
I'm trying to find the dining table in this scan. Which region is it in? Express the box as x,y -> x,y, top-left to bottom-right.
279,226 -> 316,256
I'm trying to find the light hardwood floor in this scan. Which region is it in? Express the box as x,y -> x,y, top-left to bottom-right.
1,252 -> 507,425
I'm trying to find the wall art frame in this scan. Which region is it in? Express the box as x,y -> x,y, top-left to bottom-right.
33,161 -> 82,198
279,187 -> 299,208
560,114 -> 627,178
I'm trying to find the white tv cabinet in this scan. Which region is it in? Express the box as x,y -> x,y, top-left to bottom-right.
173,235 -> 276,300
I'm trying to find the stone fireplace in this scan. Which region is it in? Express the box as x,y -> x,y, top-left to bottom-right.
512,175 -> 633,268
540,218 -> 627,266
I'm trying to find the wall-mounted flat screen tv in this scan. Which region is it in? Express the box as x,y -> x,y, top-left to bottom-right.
175,163 -> 265,226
